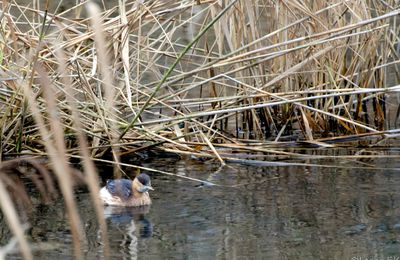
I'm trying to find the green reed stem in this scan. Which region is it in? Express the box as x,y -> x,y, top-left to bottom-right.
118,0 -> 239,140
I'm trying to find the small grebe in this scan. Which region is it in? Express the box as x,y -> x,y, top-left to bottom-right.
99,174 -> 154,207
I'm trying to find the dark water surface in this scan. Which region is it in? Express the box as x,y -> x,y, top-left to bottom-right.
2,155 -> 400,259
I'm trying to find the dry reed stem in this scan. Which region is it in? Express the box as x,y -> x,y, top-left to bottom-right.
0,179 -> 32,260
133,85 -> 400,127
87,3 -> 122,177
28,66 -> 84,260
74,156 -> 221,187
119,0 -> 132,109
55,47 -> 110,258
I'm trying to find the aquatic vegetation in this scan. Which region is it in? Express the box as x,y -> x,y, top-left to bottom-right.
0,0 -> 399,159
0,0 -> 399,258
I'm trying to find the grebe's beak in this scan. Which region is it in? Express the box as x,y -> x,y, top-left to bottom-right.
139,185 -> 154,193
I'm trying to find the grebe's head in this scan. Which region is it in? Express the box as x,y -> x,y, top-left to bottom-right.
133,173 -> 154,193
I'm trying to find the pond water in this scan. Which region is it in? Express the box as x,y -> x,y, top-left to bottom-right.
1,154 -> 400,259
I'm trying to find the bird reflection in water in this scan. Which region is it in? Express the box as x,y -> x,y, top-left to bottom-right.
103,205 -> 153,258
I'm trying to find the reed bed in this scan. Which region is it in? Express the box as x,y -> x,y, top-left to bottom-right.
0,0 -> 400,258
0,0 -> 399,160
